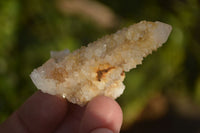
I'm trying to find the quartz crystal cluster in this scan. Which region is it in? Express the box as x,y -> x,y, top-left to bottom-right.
30,21 -> 172,106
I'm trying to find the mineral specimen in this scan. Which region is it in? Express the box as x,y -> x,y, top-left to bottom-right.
30,21 -> 172,106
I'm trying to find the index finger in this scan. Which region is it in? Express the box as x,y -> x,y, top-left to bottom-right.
0,91 -> 68,133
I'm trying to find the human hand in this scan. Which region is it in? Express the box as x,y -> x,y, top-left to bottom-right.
0,91 -> 122,133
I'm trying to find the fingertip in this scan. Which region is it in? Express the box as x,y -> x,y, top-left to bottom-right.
91,128 -> 113,133
80,95 -> 123,133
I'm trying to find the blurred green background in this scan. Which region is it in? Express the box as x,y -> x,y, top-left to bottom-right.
0,0 -> 200,132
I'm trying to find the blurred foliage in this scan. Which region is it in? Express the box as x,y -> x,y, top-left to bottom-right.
0,0 -> 200,131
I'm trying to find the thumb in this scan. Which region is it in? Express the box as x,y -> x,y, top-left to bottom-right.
79,96 -> 123,133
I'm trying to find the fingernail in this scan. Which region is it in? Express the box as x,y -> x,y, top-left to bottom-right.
91,128 -> 113,133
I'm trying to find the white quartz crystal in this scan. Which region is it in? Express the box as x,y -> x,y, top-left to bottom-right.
30,21 -> 172,106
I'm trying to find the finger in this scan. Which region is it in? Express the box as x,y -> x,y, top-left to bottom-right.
79,96 -> 123,133
0,91 -> 68,133
55,103 -> 86,133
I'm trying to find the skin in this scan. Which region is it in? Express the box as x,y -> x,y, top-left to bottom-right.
0,91 -> 123,133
